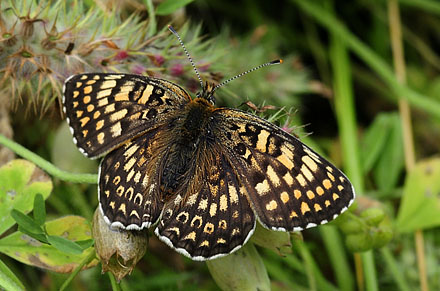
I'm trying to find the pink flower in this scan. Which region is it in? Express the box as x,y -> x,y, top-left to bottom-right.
131,64 -> 146,75
115,50 -> 129,61
154,55 -> 165,66
170,63 -> 184,76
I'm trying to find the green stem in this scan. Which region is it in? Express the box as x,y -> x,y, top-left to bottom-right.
380,248 -> 411,291
0,134 -> 97,184
59,250 -> 96,291
327,4 -> 377,290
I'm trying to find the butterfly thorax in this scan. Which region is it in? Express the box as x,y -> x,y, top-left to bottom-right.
160,97 -> 215,198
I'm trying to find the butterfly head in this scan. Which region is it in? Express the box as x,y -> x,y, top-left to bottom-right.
197,81 -> 217,105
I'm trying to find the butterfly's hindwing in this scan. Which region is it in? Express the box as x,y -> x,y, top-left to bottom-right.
98,126 -> 166,230
214,109 -> 355,231
63,73 -> 191,158
155,146 -> 256,260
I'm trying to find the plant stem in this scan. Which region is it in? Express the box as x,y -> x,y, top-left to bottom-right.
387,1 -> 428,290
59,250 -> 96,291
0,134 -> 97,184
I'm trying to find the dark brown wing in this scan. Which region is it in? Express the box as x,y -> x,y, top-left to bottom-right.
213,108 -> 355,232
63,73 -> 191,158
155,145 -> 256,261
98,125 -> 168,230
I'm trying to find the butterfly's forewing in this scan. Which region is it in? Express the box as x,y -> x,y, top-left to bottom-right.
155,145 -> 256,261
214,108 -> 355,232
63,73 -> 191,158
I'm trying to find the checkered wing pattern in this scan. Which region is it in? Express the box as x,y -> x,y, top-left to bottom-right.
155,145 -> 256,261
98,125 -> 167,230
214,108 -> 355,232
63,73 -> 191,158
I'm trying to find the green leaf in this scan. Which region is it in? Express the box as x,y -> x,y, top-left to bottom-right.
361,114 -> 391,173
17,226 -> 48,244
33,194 -> 46,226
0,259 -> 25,291
75,239 -> 94,250
396,157 -> 440,232
0,216 -> 97,273
156,0 -> 195,15
10,209 -> 44,235
372,113 -> 404,191
47,235 -> 83,255
0,159 -> 52,235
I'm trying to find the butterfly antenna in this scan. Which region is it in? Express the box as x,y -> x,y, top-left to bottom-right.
211,59 -> 283,94
168,25 -> 204,89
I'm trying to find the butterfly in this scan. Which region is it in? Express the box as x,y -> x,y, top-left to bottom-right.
62,27 -> 355,261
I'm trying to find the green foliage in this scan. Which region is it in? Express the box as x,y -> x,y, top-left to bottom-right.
396,158 -> 440,232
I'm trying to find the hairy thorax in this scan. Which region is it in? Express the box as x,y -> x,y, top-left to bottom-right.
160,98 -> 215,197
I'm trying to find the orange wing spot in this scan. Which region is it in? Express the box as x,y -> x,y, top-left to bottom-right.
183,231 -> 196,241
83,95 -> 91,104
83,85 -> 92,94
325,200 -> 331,207
296,173 -> 307,187
300,164 -> 315,182
294,189 -> 302,199
289,210 -> 298,218
283,172 -> 294,186
76,82 -> 82,88
301,202 -> 311,214
338,185 -> 344,191
316,186 -> 324,196
280,191 -> 290,203
200,240 -> 210,247
326,166 -> 333,173
109,201 -> 115,209
265,200 -> 278,211
73,101 -> 79,108
217,238 -> 227,244
302,155 -> 318,172
339,176 -> 346,183
96,120 -> 104,130
267,165 -> 281,186
256,130 -> 270,153
80,117 -> 90,127
82,130 -> 88,137
113,175 -> 121,185
73,91 -> 79,98
231,227 -> 240,236
314,203 -> 322,212
255,179 -> 270,195
97,132 -> 105,144
323,179 -> 332,189
87,104 -> 94,112
333,193 -> 340,200
306,190 -> 315,200
80,75 -> 88,80
86,80 -> 96,85
118,203 -> 126,215
93,111 -> 100,119
76,110 -> 83,118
